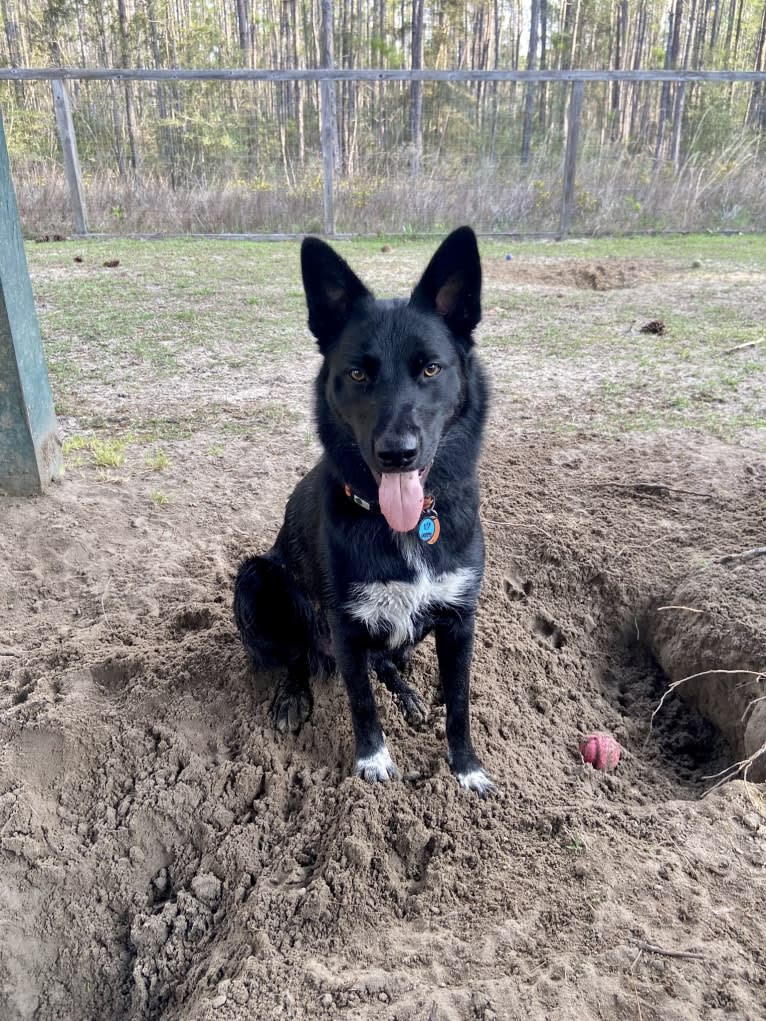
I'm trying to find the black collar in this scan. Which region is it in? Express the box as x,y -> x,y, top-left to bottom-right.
343,483 -> 434,515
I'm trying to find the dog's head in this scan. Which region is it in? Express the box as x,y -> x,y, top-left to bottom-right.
301,227 -> 482,532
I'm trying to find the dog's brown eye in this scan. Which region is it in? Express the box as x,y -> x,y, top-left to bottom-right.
423,363 -> 441,378
348,368 -> 367,383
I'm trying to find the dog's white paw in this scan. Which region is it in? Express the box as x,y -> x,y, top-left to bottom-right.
456,767 -> 496,797
355,745 -> 400,783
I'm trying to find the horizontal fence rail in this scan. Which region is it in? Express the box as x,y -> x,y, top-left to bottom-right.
2,68 -> 766,83
3,67 -> 766,238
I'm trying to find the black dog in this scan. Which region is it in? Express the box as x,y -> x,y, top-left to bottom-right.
234,226 -> 493,794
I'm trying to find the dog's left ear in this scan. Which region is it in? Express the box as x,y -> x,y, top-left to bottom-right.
409,226 -> 482,340
301,237 -> 373,354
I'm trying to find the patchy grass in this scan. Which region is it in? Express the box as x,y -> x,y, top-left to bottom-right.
62,433 -> 132,469
144,449 -> 170,471
28,234 -> 765,459
91,438 -> 129,468
150,489 -> 170,507
32,238 -> 306,388
222,402 -> 304,433
129,415 -> 200,443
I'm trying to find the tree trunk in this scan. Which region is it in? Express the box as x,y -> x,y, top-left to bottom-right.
146,0 -> 177,189
0,0 -> 24,102
538,0 -> 548,134
611,0 -> 627,141
656,0 -> 683,163
747,1 -> 766,130
235,0 -> 250,66
117,0 -> 139,172
320,0 -> 338,230
489,0 -> 500,160
521,0 -> 539,165
410,0 -> 424,175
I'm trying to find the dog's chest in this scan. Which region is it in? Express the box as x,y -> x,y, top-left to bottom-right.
345,555 -> 476,648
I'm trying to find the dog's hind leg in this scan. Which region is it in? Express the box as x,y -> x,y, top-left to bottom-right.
234,554 -> 314,732
371,652 -> 428,726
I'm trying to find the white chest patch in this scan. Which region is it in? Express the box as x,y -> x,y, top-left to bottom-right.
346,566 -> 476,648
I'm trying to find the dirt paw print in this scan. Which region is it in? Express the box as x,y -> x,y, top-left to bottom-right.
503,572 -> 533,602
172,605 -> 215,632
532,615 -> 566,650
91,656 -> 144,692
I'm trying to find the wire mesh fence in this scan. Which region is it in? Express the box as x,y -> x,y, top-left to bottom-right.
2,71 -> 766,237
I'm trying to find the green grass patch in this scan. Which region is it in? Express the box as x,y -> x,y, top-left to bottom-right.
27,234 -> 766,455
62,434 -> 132,469
144,449 -> 170,471
150,489 -> 170,507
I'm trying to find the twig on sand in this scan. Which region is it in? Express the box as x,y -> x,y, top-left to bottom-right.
716,547 -> 766,565
628,938 -> 705,962
614,535 -> 667,560
587,481 -> 711,499
723,338 -> 764,354
656,604 -> 706,614
650,669 -> 765,731
702,741 -> 766,794
743,694 -> 766,720
651,666 -> 765,792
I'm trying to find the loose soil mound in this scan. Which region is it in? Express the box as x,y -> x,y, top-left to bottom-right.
485,257 -> 673,290
1,432 -> 765,1020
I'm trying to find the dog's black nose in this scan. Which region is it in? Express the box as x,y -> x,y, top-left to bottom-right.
375,435 -> 419,470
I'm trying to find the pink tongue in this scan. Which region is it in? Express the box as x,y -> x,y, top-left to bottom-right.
378,471 -> 424,532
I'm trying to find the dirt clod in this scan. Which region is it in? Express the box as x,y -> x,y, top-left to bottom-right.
640,318 -> 666,334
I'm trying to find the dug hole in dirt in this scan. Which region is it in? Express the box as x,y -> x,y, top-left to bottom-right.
648,555 -> 766,784
1,423 -> 765,1019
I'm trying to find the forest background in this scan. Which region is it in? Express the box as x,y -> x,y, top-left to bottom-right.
1,0 -> 766,235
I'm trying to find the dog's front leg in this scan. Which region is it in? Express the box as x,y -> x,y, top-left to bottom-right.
435,612 -> 495,795
331,616 -> 399,783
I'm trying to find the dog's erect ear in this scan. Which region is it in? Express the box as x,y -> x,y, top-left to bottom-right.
409,226 -> 482,340
301,237 -> 373,353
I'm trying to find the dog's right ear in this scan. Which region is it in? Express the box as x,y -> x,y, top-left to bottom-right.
301,237 -> 373,353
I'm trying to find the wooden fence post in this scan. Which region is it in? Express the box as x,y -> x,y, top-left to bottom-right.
0,112 -> 62,495
51,78 -> 88,235
559,80 -> 584,238
320,82 -> 335,237
319,0 -> 336,236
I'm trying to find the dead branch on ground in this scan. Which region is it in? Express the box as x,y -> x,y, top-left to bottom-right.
627,937 -> 705,962
723,338 -> 764,354
716,547 -> 766,565
650,668 -> 765,731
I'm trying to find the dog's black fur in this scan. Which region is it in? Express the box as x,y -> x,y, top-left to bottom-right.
234,227 -> 493,793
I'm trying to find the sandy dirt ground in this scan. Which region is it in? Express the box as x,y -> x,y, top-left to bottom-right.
1,249 -> 765,1020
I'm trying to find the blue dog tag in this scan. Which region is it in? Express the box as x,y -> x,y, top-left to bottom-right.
417,512 -> 440,544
